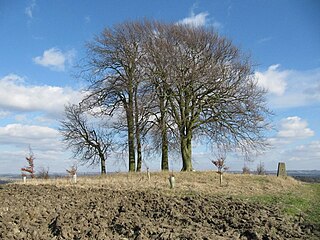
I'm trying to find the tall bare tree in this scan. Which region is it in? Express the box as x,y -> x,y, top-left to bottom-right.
133,82 -> 156,171
142,22 -> 270,171
81,22 -> 147,172
60,104 -> 113,174
141,22 -> 175,171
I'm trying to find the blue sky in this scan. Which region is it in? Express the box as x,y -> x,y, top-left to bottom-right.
0,0 -> 319,174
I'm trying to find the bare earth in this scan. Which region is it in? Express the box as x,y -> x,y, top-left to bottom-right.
0,172 -> 319,239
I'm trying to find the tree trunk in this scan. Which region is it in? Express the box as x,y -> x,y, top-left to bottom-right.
127,89 -> 136,172
98,148 -> 106,175
127,116 -> 136,172
136,135 -> 142,172
134,88 -> 142,172
100,157 -> 106,175
180,130 -> 193,171
159,95 -> 169,171
135,125 -> 142,172
161,131 -> 169,170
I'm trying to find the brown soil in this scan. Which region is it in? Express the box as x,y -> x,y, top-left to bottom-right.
0,182 -> 318,240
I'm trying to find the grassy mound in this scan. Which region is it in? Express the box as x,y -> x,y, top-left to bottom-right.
16,171 -> 319,227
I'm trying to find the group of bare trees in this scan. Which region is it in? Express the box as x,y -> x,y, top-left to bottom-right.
60,20 -> 270,174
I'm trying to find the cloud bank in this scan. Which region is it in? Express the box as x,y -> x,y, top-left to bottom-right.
277,116 -> 314,139
0,74 -> 83,117
255,65 -> 320,108
0,73 -> 83,174
0,124 -> 59,148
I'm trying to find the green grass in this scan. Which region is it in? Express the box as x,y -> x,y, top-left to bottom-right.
305,184 -> 320,224
245,183 -> 320,225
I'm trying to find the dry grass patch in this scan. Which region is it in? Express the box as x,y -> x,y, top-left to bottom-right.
15,171 -> 301,197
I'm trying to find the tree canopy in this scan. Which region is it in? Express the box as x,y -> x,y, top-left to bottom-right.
62,20 -> 271,172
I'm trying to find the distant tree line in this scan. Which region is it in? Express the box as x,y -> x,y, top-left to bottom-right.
60,20 -> 271,174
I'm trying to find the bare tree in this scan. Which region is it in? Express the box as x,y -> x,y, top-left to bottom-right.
80,22 -> 149,172
142,22 -> 271,171
37,167 -> 49,179
142,21 -> 180,171
256,161 -> 266,175
133,83 -> 156,171
60,104 -> 113,175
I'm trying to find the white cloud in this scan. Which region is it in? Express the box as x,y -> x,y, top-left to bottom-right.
294,141 -> 320,155
255,66 -> 320,108
177,6 -> 222,29
282,141 -> 320,168
255,64 -> 288,96
0,124 -> 63,154
1,73 -> 24,83
178,12 -> 209,27
277,116 -> 314,139
33,48 -> 75,71
302,78 -> 320,101
0,74 -> 83,117
259,141 -> 320,170
25,0 -> 36,19
256,115 -> 319,170
0,124 -> 58,143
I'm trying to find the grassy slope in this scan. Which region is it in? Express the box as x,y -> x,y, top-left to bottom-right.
18,171 -> 320,226
246,182 -> 320,225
